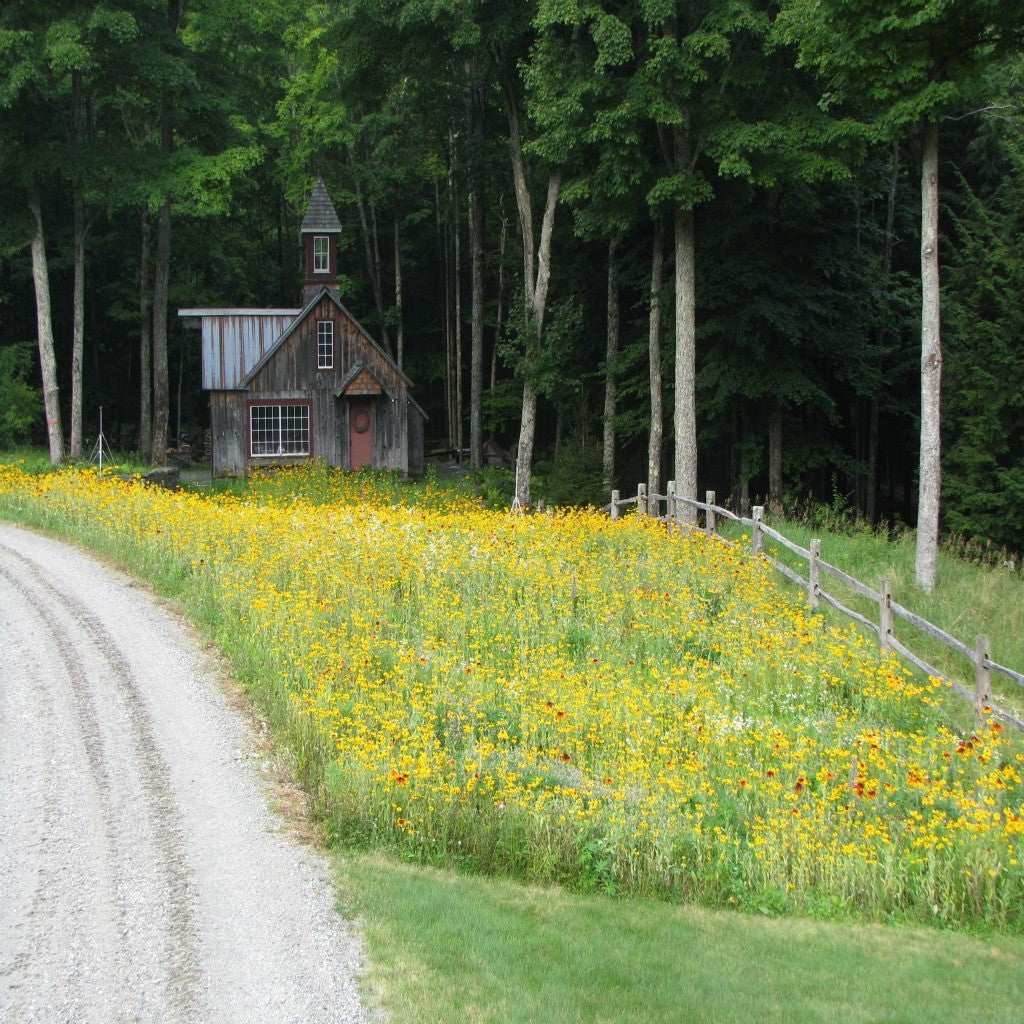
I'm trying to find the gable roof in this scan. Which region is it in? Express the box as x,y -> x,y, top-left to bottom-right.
238,287 -> 427,418
300,178 -> 342,234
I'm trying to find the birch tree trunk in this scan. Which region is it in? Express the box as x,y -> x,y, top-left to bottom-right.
503,78 -> 561,508
138,208 -> 153,460
647,220 -> 664,499
602,238 -> 619,491
369,198 -> 390,354
393,210 -> 404,371
673,203 -> 698,523
351,151 -> 390,354
151,197 -> 171,463
512,171 -> 560,508
491,203 -> 508,390
70,69 -> 85,460
915,120 -> 942,592
71,190 -> 86,461
868,139 -> 900,525
436,181 -> 453,446
769,404 -> 783,515
454,194 -> 463,458
469,187 -> 484,469
27,191 -> 65,465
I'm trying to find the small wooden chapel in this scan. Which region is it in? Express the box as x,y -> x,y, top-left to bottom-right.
179,179 -> 426,478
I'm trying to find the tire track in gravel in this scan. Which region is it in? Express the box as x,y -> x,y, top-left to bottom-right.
0,547 -> 205,1022
0,580 -> 69,987
0,525 -> 367,1024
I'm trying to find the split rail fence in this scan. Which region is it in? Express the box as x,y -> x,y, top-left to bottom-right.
601,481 -> 1024,732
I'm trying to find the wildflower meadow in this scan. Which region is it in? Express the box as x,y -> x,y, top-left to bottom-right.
2,461 -> 1021,930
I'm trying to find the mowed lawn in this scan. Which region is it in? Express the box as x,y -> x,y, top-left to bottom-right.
341,852 -> 1024,1024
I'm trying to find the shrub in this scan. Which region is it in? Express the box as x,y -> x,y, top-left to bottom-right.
0,343 -> 42,447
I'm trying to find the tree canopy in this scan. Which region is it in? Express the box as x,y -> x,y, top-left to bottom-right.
1,0 -> 1022,564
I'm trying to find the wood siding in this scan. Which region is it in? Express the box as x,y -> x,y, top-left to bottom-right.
207,295 -> 423,477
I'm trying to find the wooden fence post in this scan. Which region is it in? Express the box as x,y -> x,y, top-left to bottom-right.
638,482 -> 648,516
809,539 -> 821,609
705,490 -> 716,536
879,579 -> 893,651
751,506 -> 764,554
667,480 -> 676,524
974,634 -> 991,719
610,489 -> 620,521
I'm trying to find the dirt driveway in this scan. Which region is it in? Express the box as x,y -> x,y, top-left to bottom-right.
0,524 -> 366,1024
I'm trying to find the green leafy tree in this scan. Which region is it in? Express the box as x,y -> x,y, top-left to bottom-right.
777,0 -> 1024,588
0,342 -> 43,447
942,57 -> 1024,552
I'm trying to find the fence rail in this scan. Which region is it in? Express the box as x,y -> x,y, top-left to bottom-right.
600,481 -> 1024,731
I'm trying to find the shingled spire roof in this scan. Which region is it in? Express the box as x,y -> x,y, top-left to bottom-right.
300,177 -> 342,234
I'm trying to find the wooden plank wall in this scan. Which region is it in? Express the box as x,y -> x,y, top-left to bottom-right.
210,297 -> 424,476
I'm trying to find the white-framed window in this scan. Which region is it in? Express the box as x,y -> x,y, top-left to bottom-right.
313,235 -> 330,273
249,403 -> 310,457
317,320 -> 334,369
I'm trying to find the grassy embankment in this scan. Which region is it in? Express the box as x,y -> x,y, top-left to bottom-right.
1,455 -> 1023,1023
717,515 -> 1024,724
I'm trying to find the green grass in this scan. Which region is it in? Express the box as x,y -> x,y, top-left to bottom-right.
340,852 -> 1024,1024
0,444 -> 152,477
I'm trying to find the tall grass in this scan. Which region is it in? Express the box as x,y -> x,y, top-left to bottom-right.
721,514 -> 1024,723
1,461 -> 1022,931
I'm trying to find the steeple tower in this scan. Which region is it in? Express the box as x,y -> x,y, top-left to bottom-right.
300,177 -> 342,305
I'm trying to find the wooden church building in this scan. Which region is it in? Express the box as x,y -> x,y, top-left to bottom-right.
180,179 -> 426,477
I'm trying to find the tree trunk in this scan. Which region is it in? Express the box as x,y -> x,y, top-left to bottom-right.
491,200 -> 509,390
769,404 -> 783,515
442,184 -> 454,447
673,202 -> 698,522
351,151 -> 390,355
394,209 -> 404,371
27,191 -> 65,465
734,410 -> 751,516
152,197 -> 172,463
869,139 -> 900,525
647,219 -> 664,500
602,238 -> 619,491
176,341 -> 184,444
436,180 -> 452,446
70,69 -> 85,460
369,198 -> 390,353
71,191 -> 86,461
454,191 -> 463,458
512,170 -> 560,508
151,0 -> 179,468
502,75 -> 561,507
469,187 -> 485,469
466,72 -> 486,470
740,426 -> 750,517
867,398 -> 879,523
915,121 -> 942,591
138,207 -> 153,459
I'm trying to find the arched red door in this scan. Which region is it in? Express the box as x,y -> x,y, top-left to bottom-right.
349,398 -> 374,469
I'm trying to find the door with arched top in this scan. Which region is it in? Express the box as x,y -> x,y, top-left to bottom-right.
348,397 -> 374,469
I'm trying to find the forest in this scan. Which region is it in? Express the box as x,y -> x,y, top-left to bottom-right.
1,0 -> 1022,566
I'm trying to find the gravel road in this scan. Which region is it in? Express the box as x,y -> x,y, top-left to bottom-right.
0,524 -> 367,1024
